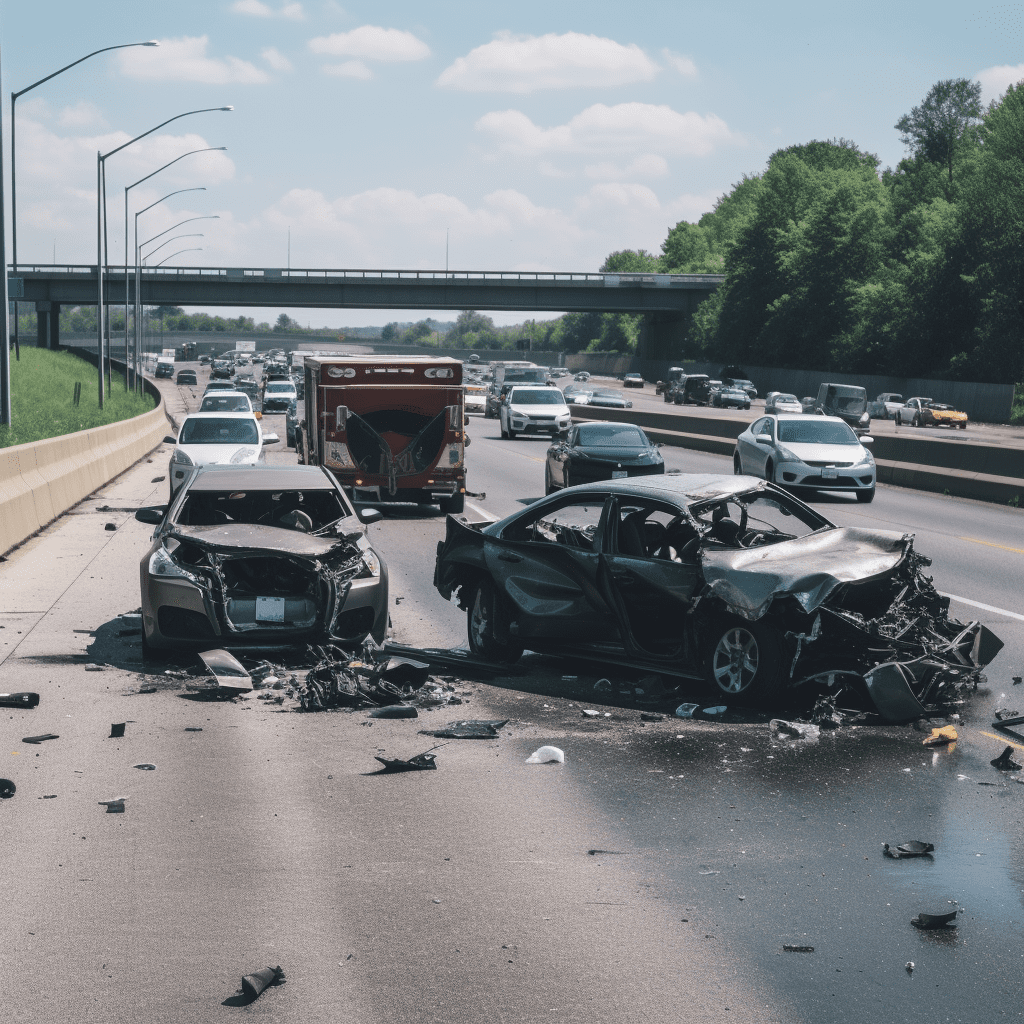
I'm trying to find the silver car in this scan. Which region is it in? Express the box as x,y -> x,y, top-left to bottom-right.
135,464 -> 388,652
734,414 -> 876,503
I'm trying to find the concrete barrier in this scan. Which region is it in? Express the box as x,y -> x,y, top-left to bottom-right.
571,406 -> 1024,506
0,393 -> 170,557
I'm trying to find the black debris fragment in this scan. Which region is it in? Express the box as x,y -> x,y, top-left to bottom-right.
240,966 -> 286,1001
301,647 -> 413,711
109,723 -> 126,738
104,523 -> 117,531
184,727 -> 203,732
883,841 -> 935,859
783,945 -> 814,952
380,657 -> 431,688
0,779 -> 15,798
22,734 -> 58,745
427,719 -> 508,739
137,687 -> 158,694
369,705 -> 418,719
994,708 -> 1021,721
911,910 -> 958,930
990,746 -> 1023,771
151,476 -> 165,483
99,797 -> 126,813
770,719 -> 820,742
133,763 -> 157,771
373,751 -> 438,773
587,850 -> 626,856
0,692 -> 39,709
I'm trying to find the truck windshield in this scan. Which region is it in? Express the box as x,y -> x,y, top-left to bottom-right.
511,390 -> 564,404
505,369 -> 548,383
829,387 -> 866,414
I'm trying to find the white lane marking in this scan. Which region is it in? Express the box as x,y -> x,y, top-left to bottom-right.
465,500 -> 498,523
941,593 -> 1024,623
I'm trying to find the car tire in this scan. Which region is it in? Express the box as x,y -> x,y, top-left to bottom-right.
500,421 -> 508,439
895,412 -> 902,426
733,453 -> 743,475
703,615 -> 785,704
764,459 -> 774,483
912,415 -> 920,427
856,487 -> 875,504
467,580 -> 523,664
508,429 -> 518,439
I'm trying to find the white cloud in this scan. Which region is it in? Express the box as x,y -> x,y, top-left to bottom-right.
662,50 -> 697,77
262,47 -> 293,72
324,61 -> 372,79
585,154 -> 669,179
438,31 -> 658,93
57,101 -> 107,130
476,103 -> 736,157
117,35 -> 269,84
232,0 -> 304,18
977,63 -> 1024,103
308,26 -> 430,62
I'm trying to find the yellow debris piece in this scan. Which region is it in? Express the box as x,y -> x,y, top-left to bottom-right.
923,726 -> 958,746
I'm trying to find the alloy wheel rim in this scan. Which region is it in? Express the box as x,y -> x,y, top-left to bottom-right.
470,589 -> 490,647
712,627 -> 759,693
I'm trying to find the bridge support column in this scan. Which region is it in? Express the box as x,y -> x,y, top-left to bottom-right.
638,311 -> 689,362
35,301 -> 60,349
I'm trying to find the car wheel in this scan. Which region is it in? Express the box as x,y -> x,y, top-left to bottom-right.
467,580 -> 523,664
856,487 -> 875,504
508,429 -> 518,439
703,615 -> 784,704
733,453 -> 743,475
500,421 -> 508,439
895,412 -> 902,426
960,422 -> 967,429
664,392 -> 671,403
764,459 -> 774,482
912,415 -> 920,427
439,493 -> 465,515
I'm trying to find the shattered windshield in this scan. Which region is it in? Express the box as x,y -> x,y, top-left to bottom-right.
180,418 -> 259,445
691,491 -> 829,546
577,425 -> 648,448
777,420 -> 860,445
175,489 -> 349,532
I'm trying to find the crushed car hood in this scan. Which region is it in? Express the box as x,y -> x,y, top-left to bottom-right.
169,523 -> 355,557
701,527 -> 909,620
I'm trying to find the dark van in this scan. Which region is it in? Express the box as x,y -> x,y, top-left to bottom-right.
815,383 -> 870,432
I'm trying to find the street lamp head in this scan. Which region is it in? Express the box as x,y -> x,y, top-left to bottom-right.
144,40 -> 160,46
221,106 -> 234,111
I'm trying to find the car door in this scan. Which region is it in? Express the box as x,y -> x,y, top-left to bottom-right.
597,497 -> 701,660
738,417 -> 768,475
482,495 -> 618,640
548,427 -> 575,487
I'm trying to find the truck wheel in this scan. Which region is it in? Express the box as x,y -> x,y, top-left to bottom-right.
468,580 -> 523,664
703,615 -> 784,704
439,493 -> 465,515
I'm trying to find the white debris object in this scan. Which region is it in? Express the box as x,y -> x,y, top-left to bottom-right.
675,703 -> 699,718
526,745 -> 565,764
770,719 -> 820,742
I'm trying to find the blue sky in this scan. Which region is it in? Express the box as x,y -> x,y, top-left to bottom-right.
4,0 -> 1023,326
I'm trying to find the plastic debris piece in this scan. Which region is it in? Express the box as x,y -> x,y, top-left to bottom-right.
703,706 -> 727,716
198,649 -> 253,693
369,705 -> 418,719
588,849 -> 626,856
99,797 -> 126,813
40,794 -> 56,799
240,966 -> 286,1001
994,707 -> 1021,721
0,779 -> 15,799
1014,676 -> 1022,685
138,687 -> 157,694
109,723 -> 126,739
380,657 -> 431,688
770,719 -> 820,742
864,663 -> 929,722
526,745 -> 564,764
675,703 -> 699,718
84,663 -> 104,672
133,764 -> 157,771
0,692 -> 40,709
582,709 -> 601,718
883,841 -> 934,859
184,727 -> 203,732
22,734 -> 59,745
374,751 -> 438,773
911,910 -> 958,930
991,745 -> 1023,771
783,945 -> 814,952
640,713 -> 664,722
429,719 -> 508,739
923,726 -> 957,746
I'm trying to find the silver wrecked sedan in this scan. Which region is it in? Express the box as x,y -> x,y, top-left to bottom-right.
135,464 -> 388,652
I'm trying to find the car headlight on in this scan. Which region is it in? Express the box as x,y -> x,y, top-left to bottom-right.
230,447 -> 258,464
359,549 -> 382,578
148,546 -> 195,580
775,445 -> 801,464
170,448 -> 193,467
445,442 -> 464,467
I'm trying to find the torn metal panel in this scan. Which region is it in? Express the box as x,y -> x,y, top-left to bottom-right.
198,649 -> 253,693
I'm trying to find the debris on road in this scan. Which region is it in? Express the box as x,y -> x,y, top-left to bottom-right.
922,726 -> 958,746
109,723 -> 126,738
994,707 -> 1021,721
0,779 -> 15,798
588,849 -> 626,856
526,745 -> 564,764
883,841 -> 935,859
104,523 -> 117,531
770,719 -> 820,742
301,647 -> 419,711
239,966 -> 286,1001
911,910 -> 958,930
151,476 -> 165,483
381,641 -> 510,677
380,657 -> 431,689
370,705 -> 418,719
990,745 -> 1023,771
84,663 -> 104,672
582,709 -> 601,718
99,797 -> 126,813
783,945 -> 814,952
427,719 -> 508,739
703,706 -> 727,717
675,703 -> 699,718
0,692 -> 39,709
905,962 -> 915,973
22,734 -> 58,745
198,649 -> 253,694
184,727 -> 203,732
374,750 -> 439,772
133,764 -> 157,771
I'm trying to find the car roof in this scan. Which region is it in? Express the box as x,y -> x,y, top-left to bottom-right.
181,410 -> 259,421
187,464 -> 338,491
201,390 -> 249,399
540,473 -> 772,505
767,413 -> 851,425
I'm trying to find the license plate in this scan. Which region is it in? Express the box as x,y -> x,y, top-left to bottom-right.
612,470 -> 628,479
255,596 -> 286,622
822,467 -> 837,480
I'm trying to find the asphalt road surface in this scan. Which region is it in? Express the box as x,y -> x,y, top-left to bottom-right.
1,364 -> 1022,1024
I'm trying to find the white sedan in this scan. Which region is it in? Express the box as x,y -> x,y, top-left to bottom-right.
733,414 -> 876,503
167,411 -> 279,497
764,392 -> 803,415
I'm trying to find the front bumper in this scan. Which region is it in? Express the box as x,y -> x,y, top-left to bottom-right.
567,462 -> 665,486
775,461 -> 876,492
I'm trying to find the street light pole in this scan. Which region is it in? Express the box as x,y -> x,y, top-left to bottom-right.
96,105 -> 231,409
0,42 -> 11,427
11,40 -> 158,363
154,248 -> 203,268
123,148 -> 225,390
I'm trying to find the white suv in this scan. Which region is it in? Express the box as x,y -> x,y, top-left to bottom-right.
499,385 -> 571,439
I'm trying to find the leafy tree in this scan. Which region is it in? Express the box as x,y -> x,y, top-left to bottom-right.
381,322 -> 399,341
599,249 -> 661,273
450,310 -> 495,340
895,78 -> 983,185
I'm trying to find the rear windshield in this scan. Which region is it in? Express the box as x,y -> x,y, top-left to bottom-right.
511,389 -> 564,404
577,424 -> 648,447
200,395 -> 249,412
266,382 -> 295,393
778,420 -> 859,445
775,394 -> 798,403
180,418 -> 259,445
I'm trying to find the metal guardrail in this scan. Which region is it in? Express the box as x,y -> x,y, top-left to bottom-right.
11,264 -> 724,287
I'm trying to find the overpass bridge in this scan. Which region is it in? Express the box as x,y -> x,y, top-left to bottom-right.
13,264 -> 724,360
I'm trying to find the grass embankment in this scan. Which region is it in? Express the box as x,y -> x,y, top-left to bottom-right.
0,348 -> 156,449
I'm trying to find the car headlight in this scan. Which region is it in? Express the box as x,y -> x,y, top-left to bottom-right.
859,412 -> 870,425
445,442 -> 464,467
148,546 -> 195,580
775,445 -> 801,464
359,549 -> 382,578
854,449 -> 875,466
230,447 -> 258,464
170,448 -> 193,466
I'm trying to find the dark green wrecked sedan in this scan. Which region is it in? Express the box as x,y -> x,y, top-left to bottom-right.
433,474 -> 1002,714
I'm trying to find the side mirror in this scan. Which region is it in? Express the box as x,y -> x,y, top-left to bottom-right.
860,436 -> 874,445
755,434 -> 773,444
135,506 -> 166,525
163,435 -> 177,444
464,436 -> 472,447
358,508 -> 384,525
464,415 -> 470,426
262,433 -> 280,444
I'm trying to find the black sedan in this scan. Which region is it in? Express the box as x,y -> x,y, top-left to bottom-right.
433,475 -> 1001,710
712,386 -> 751,410
545,422 -> 664,493
176,369 -> 198,386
